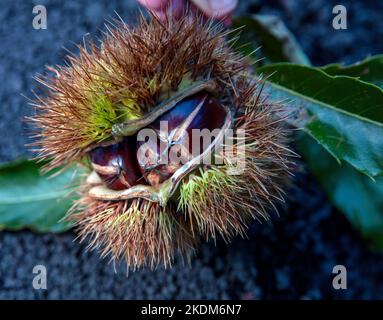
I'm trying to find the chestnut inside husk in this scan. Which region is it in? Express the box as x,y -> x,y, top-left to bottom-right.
90,91 -> 228,193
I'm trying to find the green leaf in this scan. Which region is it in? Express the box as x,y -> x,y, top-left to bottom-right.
258,63 -> 383,178
0,159 -> 85,232
232,15 -> 311,65
321,55 -> 383,88
298,134 -> 383,250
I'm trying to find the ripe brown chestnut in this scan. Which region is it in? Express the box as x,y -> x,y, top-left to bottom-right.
90,136 -> 143,190
90,91 -> 228,190
137,91 -> 227,187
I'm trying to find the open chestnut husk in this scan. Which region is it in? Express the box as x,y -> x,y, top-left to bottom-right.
31,12 -> 294,270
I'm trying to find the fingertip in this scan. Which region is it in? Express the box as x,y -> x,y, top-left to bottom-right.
137,0 -> 170,11
192,0 -> 237,19
148,0 -> 185,20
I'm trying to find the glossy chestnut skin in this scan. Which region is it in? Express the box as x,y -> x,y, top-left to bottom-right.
152,92 -> 226,136
137,92 -> 227,186
90,91 -> 227,190
90,136 -> 143,190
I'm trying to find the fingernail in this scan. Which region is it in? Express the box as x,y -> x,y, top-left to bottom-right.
137,0 -> 170,10
192,0 -> 237,18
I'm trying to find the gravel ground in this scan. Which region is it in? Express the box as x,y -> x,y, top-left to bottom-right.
0,0 -> 383,299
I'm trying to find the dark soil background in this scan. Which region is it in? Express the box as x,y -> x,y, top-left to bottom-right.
0,0 -> 382,299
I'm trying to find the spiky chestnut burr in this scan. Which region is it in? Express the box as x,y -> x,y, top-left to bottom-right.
30,12 -> 294,270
